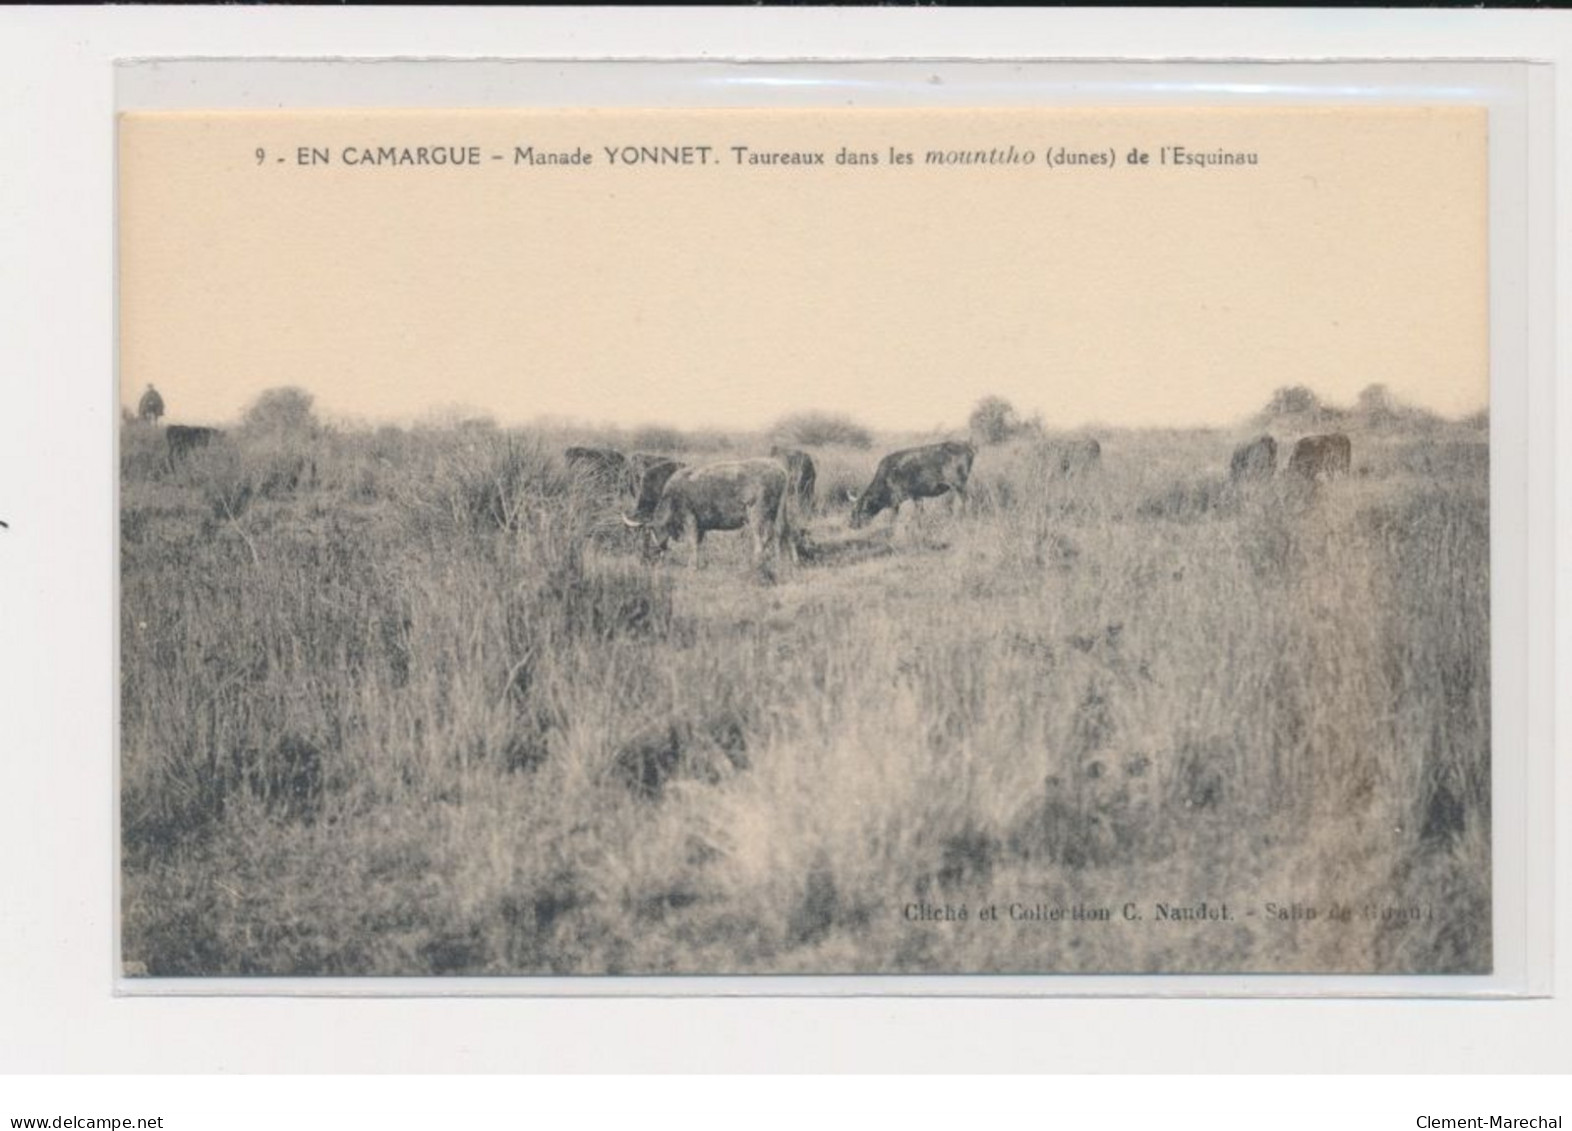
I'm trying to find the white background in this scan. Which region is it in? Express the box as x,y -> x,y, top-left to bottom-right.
1,5 -> 1568,1094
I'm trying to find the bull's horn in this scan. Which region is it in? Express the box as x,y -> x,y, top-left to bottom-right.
845,490 -> 859,503
621,513 -> 645,528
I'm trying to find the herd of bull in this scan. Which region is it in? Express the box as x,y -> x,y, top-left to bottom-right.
151,418 -> 1352,572
1229,431 -> 1352,482
570,429 -> 1354,570
566,440 -> 979,569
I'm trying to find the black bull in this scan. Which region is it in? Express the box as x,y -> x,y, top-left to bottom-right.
1230,434 -> 1278,481
769,445 -> 817,513
626,456 -> 686,522
1287,433 -> 1352,480
166,425 -> 222,466
848,443 -> 968,531
848,441 -> 975,529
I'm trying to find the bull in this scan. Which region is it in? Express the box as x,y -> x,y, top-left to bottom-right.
165,424 -> 221,467
626,456 -> 686,523
626,451 -> 676,497
1229,434 -> 1278,482
848,441 -> 975,529
622,458 -> 795,570
1287,433 -> 1352,480
768,445 -> 817,514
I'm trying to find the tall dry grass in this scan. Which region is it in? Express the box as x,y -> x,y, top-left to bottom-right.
120,418 -> 1489,975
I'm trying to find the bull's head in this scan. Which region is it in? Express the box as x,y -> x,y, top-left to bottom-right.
621,512 -> 670,562
846,487 -> 883,530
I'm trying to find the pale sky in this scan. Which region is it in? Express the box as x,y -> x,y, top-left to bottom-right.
119,107 -> 1487,431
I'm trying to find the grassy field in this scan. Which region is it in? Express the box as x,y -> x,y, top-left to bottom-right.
119,411 -> 1490,975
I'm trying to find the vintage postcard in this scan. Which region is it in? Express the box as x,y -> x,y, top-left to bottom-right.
117,106 -> 1489,978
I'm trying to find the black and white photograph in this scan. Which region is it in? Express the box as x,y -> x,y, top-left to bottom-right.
116,103 -> 1492,979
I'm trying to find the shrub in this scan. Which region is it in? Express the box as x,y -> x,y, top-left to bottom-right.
1357,383 -> 1394,416
422,433 -> 570,537
1262,385 -> 1320,418
242,387 -> 318,437
1354,384 -> 1448,433
769,411 -> 872,449
968,395 -> 1021,445
1254,385 -> 1359,430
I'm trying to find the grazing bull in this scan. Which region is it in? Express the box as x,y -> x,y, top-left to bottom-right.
565,445 -> 629,490
769,445 -> 817,514
1229,434 -> 1278,482
1046,437 -> 1102,477
848,441 -> 975,529
626,451 -> 675,496
165,424 -> 221,466
626,456 -> 685,523
622,458 -> 794,570
1287,433 -> 1352,480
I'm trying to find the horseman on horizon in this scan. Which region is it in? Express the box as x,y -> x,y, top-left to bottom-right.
137,383 -> 165,426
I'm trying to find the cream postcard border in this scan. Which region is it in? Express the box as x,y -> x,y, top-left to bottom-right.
111,56 -> 1548,1001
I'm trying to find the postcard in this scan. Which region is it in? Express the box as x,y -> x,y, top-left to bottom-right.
117,105 -> 1489,978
